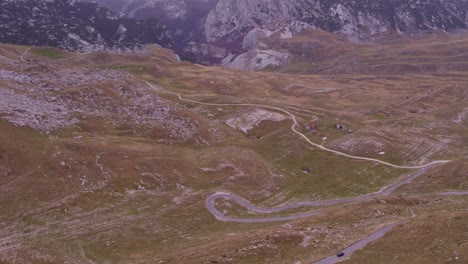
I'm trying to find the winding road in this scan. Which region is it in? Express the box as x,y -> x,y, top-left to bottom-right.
145,82 -> 460,218
146,81 -> 450,169
145,81 -> 462,214
205,192 -> 322,223
205,166 -> 467,223
145,81 -> 464,263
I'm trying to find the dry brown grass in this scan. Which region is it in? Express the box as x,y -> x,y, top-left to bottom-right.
0,33 -> 466,263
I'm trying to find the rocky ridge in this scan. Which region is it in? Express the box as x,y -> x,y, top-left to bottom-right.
200,0 -> 468,68
0,46 -> 221,145
0,0 -> 174,52
87,0 -> 468,69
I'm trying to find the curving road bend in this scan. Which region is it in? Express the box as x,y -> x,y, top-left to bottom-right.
145,83 -> 464,264
145,82 -> 464,222
205,166 -> 434,223
20,46 -> 32,62
205,192 -> 322,223
206,166 -> 467,223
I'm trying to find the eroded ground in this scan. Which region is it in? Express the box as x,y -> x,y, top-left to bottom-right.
0,38 -> 467,263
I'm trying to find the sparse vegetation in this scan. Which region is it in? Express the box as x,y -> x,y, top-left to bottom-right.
31,47 -> 65,59
0,34 -> 466,264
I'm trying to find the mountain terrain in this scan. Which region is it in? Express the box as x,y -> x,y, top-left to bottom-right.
86,0 -> 468,68
0,31 -> 467,263
83,0 -> 219,59
3,0 -> 468,69
0,1 -> 467,263
0,0 -> 174,52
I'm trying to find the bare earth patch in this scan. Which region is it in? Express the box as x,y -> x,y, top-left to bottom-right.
225,107 -> 287,133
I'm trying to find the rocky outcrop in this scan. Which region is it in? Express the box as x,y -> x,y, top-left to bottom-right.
0,46 -> 221,145
225,108 -> 287,133
83,0 -> 468,69
222,48 -> 290,71
204,0 -> 468,42
86,0 -> 219,56
198,0 -> 468,68
0,0 -> 174,52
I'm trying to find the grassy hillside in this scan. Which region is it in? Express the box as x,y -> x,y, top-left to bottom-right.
0,36 -> 466,264
272,30 -> 468,75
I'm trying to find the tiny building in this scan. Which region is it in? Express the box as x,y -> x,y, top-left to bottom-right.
336,123 -> 353,134
306,123 -> 321,136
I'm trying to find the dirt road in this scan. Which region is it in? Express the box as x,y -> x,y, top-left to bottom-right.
144,82 -> 463,263
205,166 -> 435,223
146,81 -> 451,170
20,46 -> 32,62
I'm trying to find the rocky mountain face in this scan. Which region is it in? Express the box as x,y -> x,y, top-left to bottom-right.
85,0 -> 219,59
87,0 -> 468,69
200,0 -> 468,69
0,0 -> 174,52
0,45 -> 221,145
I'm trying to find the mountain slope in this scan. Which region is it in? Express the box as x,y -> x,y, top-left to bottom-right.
0,38 -> 467,263
0,0 -> 174,52
85,0 -> 468,67
200,0 -> 468,66
86,0 -> 219,59
204,0 -> 468,43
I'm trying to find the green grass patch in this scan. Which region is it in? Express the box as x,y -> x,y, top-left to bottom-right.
127,207 -> 140,216
31,48 -> 65,59
102,64 -> 146,72
240,125 -> 405,202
